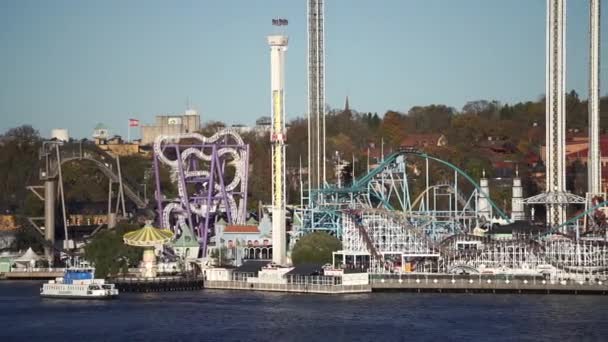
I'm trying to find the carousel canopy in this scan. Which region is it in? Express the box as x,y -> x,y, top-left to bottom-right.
123,223 -> 174,247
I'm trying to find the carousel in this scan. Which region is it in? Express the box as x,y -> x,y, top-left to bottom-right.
123,222 -> 174,278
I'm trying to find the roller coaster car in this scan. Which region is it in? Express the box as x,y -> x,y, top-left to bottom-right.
397,146 -> 421,154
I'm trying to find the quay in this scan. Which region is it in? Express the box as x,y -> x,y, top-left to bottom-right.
202,263 -> 608,295
204,275 -> 608,295
0,269 -> 64,280
205,280 -> 371,294
369,274 -> 608,295
110,276 -> 204,292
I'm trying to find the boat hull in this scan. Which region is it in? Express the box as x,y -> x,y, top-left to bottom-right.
41,293 -> 119,300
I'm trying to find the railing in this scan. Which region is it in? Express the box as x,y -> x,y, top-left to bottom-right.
109,275 -> 204,292
9,267 -> 65,273
287,275 -> 341,286
369,273 -> 608,293
205,280 -> 371,294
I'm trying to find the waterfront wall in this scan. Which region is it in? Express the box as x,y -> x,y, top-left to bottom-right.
111,276 -> 204,292
205,280 -> 371,294
1,269 -> 63,280
370,274 -> 608,295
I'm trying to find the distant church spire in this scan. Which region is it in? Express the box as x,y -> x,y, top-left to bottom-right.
344,96 -> 350,112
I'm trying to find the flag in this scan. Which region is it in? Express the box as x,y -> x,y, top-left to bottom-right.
129,118 -> 139,127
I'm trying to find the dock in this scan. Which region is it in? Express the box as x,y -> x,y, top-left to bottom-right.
205,280 -> 371,294
1,270 -> 64,280
370,274 -> 608,295
110,276 -> 204,292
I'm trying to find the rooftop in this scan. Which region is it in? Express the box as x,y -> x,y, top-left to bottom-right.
223,225 -> 260,234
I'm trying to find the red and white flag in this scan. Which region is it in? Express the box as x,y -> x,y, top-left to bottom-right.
129,118 -> 139,127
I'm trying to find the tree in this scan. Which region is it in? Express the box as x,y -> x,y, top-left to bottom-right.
0,125 -> 41,213
10,219 -> 44,253
209,246 -> 230,266
2,125 -> 40,142
462,100 -> 501,119
290,232 -> 341,265
407,105 -> 454,133
328,133 -> 355,158
198,121 -> 226,136
84,223 -> 142,277
380,111 -> 406,147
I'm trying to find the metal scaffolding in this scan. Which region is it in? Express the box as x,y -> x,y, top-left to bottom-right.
337,209 -> 608,280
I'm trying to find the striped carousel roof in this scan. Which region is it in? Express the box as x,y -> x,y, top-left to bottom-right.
123,223 -> 174,247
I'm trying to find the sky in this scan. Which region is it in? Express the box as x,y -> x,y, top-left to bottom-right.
0,0 -> 607,139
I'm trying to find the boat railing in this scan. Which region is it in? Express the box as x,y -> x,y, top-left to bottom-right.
12,267 -> 65,273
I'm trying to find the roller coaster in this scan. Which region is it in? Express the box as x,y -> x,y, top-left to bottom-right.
153,129 -> 249,255
295,148 -> 608,281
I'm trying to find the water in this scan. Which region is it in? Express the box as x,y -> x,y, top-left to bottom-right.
1,281 -> 607,341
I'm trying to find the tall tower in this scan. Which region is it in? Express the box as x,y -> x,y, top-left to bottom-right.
307,0 -> 326,193
545,0 -> 567,226
267,33 -> 288,265
588,0 -> 602,196
511,167 -> 525,221
477,170 -> 492,220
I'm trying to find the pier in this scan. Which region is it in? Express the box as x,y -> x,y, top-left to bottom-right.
110,276 -> 204,293
1,269 -> 64,280
370,274 -> 608,295
205,280 -> 371,294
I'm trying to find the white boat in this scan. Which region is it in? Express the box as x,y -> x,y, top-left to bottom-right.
40,263 -> 118,299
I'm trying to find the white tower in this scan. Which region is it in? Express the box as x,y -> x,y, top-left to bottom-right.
478,170 -> 492,220
545,0 -> 567,226
511,167 -> 525,221
267,34 -> 288,266
588,0 -> 602,196
523,0 -> 587,228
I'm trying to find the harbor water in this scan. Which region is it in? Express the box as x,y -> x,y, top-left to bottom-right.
1,281 -> 607,341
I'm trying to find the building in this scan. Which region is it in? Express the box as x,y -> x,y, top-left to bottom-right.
94,135 -> 143,156
140,109 -> 201,145
213,216 -> 272,266
230,124 -> 253,135
171,226 -> 200,260
255,116 -> 272,135
92,123 -> 110,141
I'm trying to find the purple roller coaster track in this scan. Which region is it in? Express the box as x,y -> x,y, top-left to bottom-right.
152,130 -> 249,255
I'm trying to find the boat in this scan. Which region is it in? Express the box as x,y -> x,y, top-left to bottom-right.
40,262 -> 119,299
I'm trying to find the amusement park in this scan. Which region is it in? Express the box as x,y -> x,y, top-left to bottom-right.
1,0 -> 607,296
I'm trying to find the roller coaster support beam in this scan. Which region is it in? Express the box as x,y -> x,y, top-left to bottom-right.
44,180 -> 55,265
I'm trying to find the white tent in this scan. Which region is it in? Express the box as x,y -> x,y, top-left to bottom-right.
13,247 -> 42,268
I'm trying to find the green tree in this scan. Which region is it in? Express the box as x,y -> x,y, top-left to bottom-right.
408,105 -> 454,133
291,232 -> 341,265
0,125 -> 41,213
84,223 -> 142,277
10,217 -> 45,253
209,246 -> 230,266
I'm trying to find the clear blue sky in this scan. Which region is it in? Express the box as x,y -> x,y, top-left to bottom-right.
1,0 -> 607,139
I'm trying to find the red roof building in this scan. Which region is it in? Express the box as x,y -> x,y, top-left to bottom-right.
223,225 -> 260,234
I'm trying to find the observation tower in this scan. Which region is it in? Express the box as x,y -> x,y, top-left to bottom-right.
268,23 -> 288,265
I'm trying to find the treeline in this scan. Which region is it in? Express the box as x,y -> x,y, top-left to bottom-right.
274,91 -> 608,207
1,91 -> 607,215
